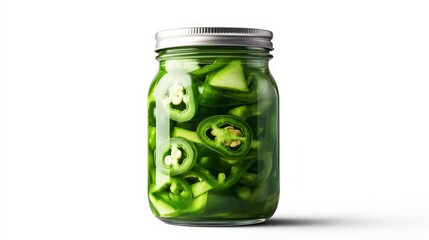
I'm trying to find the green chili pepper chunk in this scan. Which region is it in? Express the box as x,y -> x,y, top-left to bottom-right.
150,177 -> 192,215
181,170 -> 213,197
156,138 -> 197,176
194,156 -> 253,189
190,58 -> 228,76
155,72 -> 198,122
197,115 -> 253,159
148,126 -> 156,150
239,153 -> 273,186
148,101 -> 156,126
207,60 -> 249,92
199,70 -> 269,107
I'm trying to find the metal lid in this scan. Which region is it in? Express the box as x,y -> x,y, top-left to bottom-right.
155,27 -> 273,51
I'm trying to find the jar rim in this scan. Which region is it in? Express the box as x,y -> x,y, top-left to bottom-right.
155,27 -> 274,51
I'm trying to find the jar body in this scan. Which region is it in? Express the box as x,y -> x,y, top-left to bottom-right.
148,47 -> 279,226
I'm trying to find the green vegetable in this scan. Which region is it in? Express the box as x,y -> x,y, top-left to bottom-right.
156,138 -> 197,176
190,58 -> 228,76
148,99 -> 175,131
155,72 -> 198,122
175,105 -> 236,131
148,101 -> 156,126
179,192 -> 208,215
227,100 -> 272,120
149,192 -> 176,216
239,153 -> 273,186
248,176 -> 279,213
148,149 -> 155,184
245,116 -> 266,137
264,105 -> 278,143
197,115 -> 253,159
171,127 -> 202,144
181,170 -> 213,197
207,60 -> 249,92
194,156 -> 253,189
232,184 -> 251,202
148,126 -> 156,150
165,60 -> 200,73
150,177 -> 192,216
199,70 -> 269,107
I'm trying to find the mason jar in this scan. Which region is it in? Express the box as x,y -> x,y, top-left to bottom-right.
148,27 -> 279,226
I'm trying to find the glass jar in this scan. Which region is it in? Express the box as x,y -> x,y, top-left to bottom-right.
148,27 -> 279,226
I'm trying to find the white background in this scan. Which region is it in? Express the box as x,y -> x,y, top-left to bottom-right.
1,0 -> 429,239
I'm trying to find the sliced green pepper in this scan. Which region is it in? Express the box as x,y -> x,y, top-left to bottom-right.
239,153 -> 273,186
155,72 -> 198,122
264,104 -> 279,143
248,176 -> 279,213
148,101 -> 175,131
245,116 -> 265,138
206,60 -> 249,92
181,170 -> 213,197
196,115 -> 253,159
175,105 -> 235,131
190,58 -> 228,77
227,100 -> 272,120
148,149 -> 156,184
178,192 -> 208,215
150,177 -> 192,216
231,184 -> 252,203
149,191 -> 176,216
164,59 -> 200,73
148,101 -> 156,126
156,138 -> 197,176
148,126 -> 156,150
171,127 -> 202,144
194,155 -> 254,189
199,70 -> 268,107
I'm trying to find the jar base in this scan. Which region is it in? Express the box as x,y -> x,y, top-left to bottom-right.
159,218 -> 267,227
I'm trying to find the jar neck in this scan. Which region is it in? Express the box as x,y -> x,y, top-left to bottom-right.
156,46 -> 273,62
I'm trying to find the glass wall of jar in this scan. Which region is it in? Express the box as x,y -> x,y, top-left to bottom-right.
148,28 -> 279,226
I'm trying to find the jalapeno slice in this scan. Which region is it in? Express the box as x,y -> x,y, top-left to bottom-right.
156,138 -> 197,176
196,115 -> 253,159
155,72 -> 198,122
150,177 -> 192,215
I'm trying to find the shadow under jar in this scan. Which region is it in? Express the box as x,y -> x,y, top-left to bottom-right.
148,27 -> 279,226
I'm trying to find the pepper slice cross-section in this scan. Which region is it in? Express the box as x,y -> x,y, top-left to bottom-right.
156,138 -> 197,176
197,115 -> 253,159
199,70 -> 269,107
149,177 -> 192,216
194,157 -> 246,189
155,72 -> 198,122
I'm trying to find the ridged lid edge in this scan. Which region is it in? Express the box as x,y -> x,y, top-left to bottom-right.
155,27 -> 273,51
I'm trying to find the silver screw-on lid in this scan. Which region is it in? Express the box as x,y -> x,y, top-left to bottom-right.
155,27 -> 273,51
